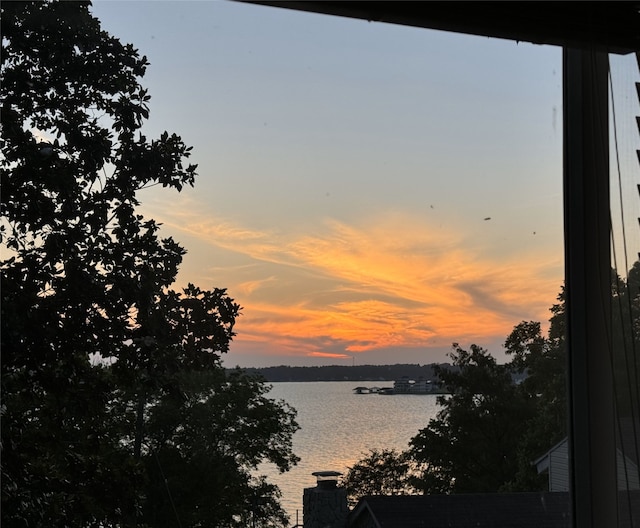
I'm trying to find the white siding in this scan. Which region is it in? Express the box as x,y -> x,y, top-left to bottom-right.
549,440 -> 570,492
543,438 -> 639,491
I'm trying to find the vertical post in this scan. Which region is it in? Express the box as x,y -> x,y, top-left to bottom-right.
563,47 -> 617,528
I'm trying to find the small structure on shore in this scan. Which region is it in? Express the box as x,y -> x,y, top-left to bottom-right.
353,377 -> 443,395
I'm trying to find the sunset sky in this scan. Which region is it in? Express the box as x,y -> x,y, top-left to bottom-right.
90,1 -> 571,367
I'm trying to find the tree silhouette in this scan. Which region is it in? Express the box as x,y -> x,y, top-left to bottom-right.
1,2 -> 298,526
409,343 -> 536,493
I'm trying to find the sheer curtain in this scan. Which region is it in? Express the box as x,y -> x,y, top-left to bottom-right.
609,51 -> 640,528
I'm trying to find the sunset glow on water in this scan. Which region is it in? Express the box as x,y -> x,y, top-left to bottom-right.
259,382 -> 441,522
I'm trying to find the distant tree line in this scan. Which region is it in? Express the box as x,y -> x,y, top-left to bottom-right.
241,363 -> 453,383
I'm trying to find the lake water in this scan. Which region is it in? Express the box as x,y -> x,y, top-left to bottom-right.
260,381 -> 441,524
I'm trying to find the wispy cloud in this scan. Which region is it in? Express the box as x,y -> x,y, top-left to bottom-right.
308,352 -> 352,359
141,197 -> 563,362
236,276 -> 278,296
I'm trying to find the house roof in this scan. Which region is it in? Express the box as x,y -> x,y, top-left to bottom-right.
239,2 -> 640,55
349,492 -> 571,528
347,491 -> 640,528
534,438 -> 568,474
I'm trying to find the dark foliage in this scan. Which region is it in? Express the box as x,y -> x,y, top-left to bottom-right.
343,448 -> 418,507
407,289 -> 568,494
1,2 -> 298,526
351,270 -> 639,495
409,343 -> 537,493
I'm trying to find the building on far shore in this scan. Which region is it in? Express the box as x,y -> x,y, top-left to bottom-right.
393,376 -> 440,394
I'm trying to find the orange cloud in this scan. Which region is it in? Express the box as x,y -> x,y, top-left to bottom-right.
307,352 -> 352,359
141,199 -> 563,361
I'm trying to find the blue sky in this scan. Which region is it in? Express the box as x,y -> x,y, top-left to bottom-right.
91,1 -> 570,367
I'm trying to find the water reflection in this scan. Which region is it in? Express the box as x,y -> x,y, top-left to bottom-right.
259,381 -> 440,521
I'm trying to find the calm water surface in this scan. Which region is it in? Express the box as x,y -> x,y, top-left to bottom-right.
259,381 -> 440,523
